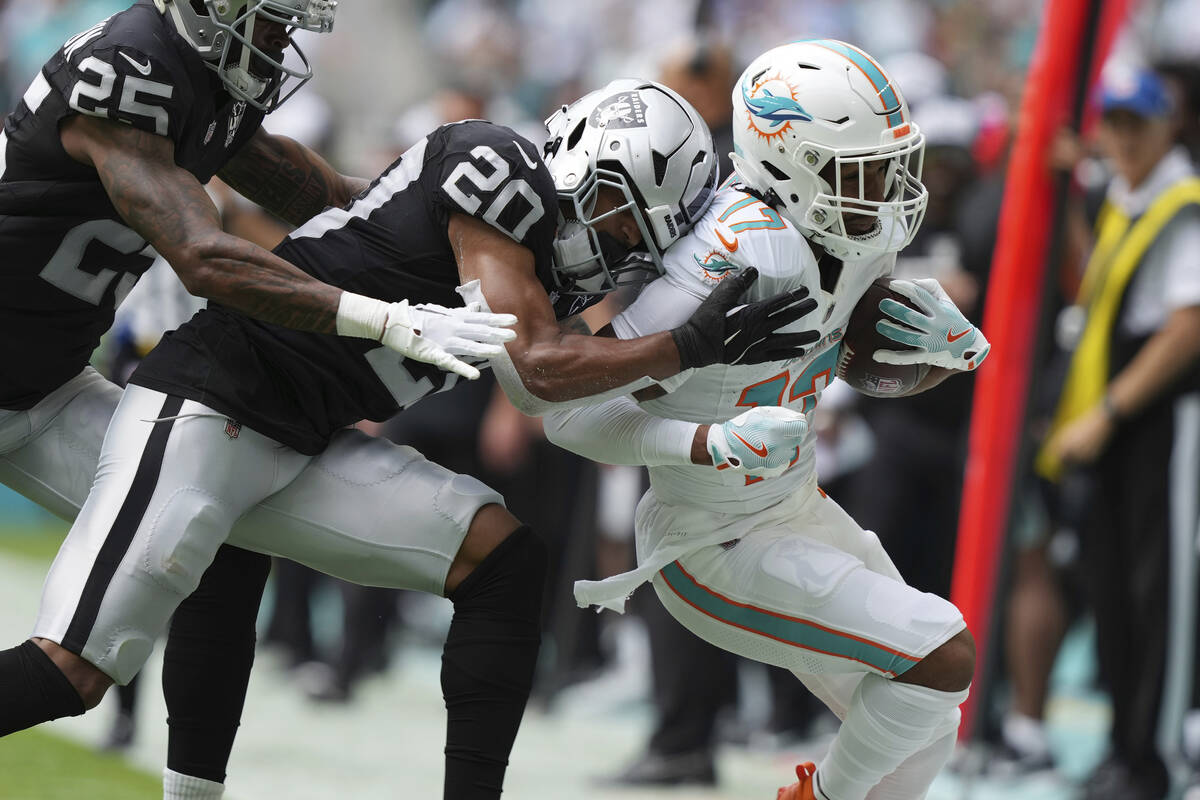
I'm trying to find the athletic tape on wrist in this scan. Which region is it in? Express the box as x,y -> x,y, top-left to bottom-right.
335,292 -> 393,340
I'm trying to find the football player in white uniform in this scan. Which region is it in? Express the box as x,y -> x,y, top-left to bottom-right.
544,40 -> 990,800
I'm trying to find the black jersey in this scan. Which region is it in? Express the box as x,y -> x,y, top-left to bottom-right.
132,121 -> 563,455
0,1 -> 265,409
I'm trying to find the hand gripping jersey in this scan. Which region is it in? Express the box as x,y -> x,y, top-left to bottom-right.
0,0 -> 266,409
131,121 -> 560,454
613,181 -> 893,514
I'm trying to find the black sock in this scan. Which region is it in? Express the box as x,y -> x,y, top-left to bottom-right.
0,640 -> 85,736
442,526 -> 546,800
163,545 -> 271,783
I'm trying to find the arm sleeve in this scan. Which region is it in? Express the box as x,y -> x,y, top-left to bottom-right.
610,274 -> 704,339
543,395 -> 699,467
427,122 -> 557,251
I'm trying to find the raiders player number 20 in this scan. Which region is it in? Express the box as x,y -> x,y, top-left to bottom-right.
132,120 -> 562,453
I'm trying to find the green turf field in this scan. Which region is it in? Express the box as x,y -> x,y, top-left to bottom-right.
0,522 -> 68,565
0,515 -> 163,799
0,729 -> 160,800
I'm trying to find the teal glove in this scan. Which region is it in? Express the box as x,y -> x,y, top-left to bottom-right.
707,406 -> 808,477
874,278 -> 990,371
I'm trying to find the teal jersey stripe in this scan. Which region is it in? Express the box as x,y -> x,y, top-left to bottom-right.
805,39 -> 904,129
729,205 -> 786,233
718,195 -> 757,222
660,561 -> 920,676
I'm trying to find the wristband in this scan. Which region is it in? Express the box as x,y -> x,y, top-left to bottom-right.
670,324 -> 711,371
336,292 -> 391,341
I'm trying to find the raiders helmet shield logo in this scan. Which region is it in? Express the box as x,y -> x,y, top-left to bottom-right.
588,91 -> 648,130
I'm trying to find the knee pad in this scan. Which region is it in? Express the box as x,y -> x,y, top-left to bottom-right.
139,490 -> 234,597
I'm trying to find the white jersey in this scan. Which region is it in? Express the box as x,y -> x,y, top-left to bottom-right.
612,182 -> 892,514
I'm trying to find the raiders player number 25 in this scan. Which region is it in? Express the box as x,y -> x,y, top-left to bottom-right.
0,1 -> 508,414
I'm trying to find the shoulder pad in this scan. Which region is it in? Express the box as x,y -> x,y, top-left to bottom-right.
57,6 -> 191,138
661,185 -> 820,300
427,121 -> 558,249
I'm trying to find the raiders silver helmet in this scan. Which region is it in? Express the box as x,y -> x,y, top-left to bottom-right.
544,79 -> 719,296
154,0 -> 336,112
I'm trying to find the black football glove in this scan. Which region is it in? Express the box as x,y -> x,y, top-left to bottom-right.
671,267 -> 820,369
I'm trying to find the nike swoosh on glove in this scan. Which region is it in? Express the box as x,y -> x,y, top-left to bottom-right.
671,267 -> 820,369
707,406 -> 809,477
873,278 -> 990,371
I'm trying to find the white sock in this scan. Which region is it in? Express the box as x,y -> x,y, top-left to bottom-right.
1002,711 -> 1050,757
865,731 -> 957,800
815,675 -> 968,800
163,768 -> 224,800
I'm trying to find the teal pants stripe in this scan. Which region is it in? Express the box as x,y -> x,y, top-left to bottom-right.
659,560 -> 920,677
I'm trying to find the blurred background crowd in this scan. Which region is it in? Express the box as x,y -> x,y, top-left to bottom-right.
5,0 -> 1200,798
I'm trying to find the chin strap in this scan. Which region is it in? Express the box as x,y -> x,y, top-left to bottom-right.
223,65 -> 269,100
224,11 -> 270,100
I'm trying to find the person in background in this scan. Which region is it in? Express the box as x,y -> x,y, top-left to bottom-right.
1038,63 -> 1200,800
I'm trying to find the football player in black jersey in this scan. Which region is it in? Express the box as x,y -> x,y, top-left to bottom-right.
0,72 -> 821,797
0,1 -> 517,797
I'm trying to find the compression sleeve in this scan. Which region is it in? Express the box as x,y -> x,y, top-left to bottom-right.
543,395 -> 698,467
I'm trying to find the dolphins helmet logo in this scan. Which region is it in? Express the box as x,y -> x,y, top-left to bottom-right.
742,72 -> 812,143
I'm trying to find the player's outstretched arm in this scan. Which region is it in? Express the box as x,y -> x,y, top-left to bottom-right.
452,214 -> 821,403
61,116 -> 514,378
217,128 -> 370,226
62,115 -> 343,332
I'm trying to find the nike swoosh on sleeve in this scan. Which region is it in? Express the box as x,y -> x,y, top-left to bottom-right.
512,140 -> 539,171
715,228 -> 740,252
119,51 -> 153,75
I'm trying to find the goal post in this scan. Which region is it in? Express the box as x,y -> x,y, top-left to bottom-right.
950,0 -> 1129,740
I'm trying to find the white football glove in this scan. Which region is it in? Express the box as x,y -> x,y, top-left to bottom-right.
706,406 -> 809,478
873,278 -> 990,372
337,293 -> 517,380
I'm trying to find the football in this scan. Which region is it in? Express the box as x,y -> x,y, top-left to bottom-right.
835,278 -> 930,398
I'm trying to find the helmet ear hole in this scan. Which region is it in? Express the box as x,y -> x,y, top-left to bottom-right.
566,119 -> 587,151
760,160 -> 790,182
651,150 -> 669,185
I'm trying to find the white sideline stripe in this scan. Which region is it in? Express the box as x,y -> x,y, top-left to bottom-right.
0,130 -> 7,182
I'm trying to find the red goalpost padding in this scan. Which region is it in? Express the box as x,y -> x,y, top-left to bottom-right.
951,0 -> 1129,739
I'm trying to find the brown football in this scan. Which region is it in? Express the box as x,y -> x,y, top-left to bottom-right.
836,278 -> 930,398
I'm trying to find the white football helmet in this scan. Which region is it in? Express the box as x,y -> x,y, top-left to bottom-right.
543,79 -> 719,296
155,0 -> 336,111
731,40 -> 928,259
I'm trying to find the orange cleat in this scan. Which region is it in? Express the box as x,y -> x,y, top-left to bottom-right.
777,762 -> 819,800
